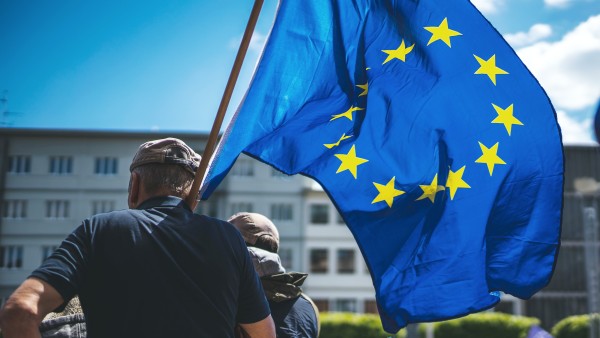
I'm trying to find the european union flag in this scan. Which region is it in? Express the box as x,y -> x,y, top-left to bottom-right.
202,0 -> 563,333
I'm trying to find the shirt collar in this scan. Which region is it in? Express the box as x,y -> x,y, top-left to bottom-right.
136,195 -> 192,212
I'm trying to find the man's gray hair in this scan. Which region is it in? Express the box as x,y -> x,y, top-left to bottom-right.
132,163 -> 194,198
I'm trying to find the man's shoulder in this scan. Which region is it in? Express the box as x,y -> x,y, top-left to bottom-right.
87,209 -> 242,241
195,214 -> 244,238
88,208 -> 141,223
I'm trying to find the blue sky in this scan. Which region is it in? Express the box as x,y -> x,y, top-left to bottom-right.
1,0 -> 599,143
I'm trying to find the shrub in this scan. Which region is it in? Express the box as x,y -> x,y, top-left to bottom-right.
552,313 -> 600,338
433,312 -> 539,338
319,312 -> 405,338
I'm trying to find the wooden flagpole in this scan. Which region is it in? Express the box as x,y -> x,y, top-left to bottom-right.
186,0 -> 265,208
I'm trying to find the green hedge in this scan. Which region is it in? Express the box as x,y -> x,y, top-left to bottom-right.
433,312 -> 539,338
319,311 -> 541,338
320,312 -> 405,338
552,313 -> 600,338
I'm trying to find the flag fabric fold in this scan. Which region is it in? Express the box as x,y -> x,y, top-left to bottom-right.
201,0 -> 563,333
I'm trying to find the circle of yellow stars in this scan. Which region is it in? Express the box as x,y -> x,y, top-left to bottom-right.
320,16 -> 524,209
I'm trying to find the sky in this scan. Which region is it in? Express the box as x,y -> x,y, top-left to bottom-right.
1,0 -> 599,144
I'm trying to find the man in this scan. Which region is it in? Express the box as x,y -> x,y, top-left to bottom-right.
228,212 -> 320,338
0,138 -> 276,338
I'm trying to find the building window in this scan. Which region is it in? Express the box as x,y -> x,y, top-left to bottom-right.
49,156 -> 73,174
230,202 -> 253,216
364,300 -> 379,314
310,248 -> 328,273
0,245 -> 24,269
334,298 -> 357,313
337,249 -> 355,274
92,200 -> 115,214
336,212 -> 345,225
46,200 -> 70,219
197,200 -> 219,218
231,158 -> 254,177
313,299 -> 330,312
41,245 -> 58,262
310,204 -> 329,224
271,203 -> 293,221
271,168 -> 289,178
279,248 -> 293,271
7,155 -> 31,174
2,200 -> 27,219
94,157 -> 118,175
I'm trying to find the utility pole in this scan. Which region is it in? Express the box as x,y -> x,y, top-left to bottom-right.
584,207 -> 600,338
0,90 -> 20,127
406,324 -> 419,338
1,90 -> 8,126
573,177 -> 600,338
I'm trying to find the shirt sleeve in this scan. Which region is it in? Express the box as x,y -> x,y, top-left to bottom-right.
235,238 -> 271,324
29,220 -> 93,302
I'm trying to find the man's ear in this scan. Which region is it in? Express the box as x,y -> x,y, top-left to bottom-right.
128,172 -> 140,209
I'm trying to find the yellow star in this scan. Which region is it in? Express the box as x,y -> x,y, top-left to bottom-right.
445,166 -> 471,200
372,177 -> 405,208
474,54 -> 508,85
475,142 -> 506,176
334,145 -> 369,179
424,18 -> 462,47
330,106 -> 364,121
356,83 -> 368,97
324,133 -> 353,149
416,174 -> 445,203
382,39 -> 415,64
491,103 -> 523,136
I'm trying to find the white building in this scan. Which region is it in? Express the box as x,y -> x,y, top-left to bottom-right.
0,128 -> 377,313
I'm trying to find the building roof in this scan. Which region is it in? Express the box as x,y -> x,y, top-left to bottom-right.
0,127 -> 210,140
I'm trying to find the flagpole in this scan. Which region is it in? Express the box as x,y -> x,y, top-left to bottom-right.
186,0 -> 265,208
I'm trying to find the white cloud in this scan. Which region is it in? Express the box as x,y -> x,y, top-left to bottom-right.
249,32 -> 267,53
544,0 -> 572,8
556,110 -> 595,144
504,24 -> 553,48
516,15 -> 600,111
470,0 -> 504,14
229,31 -> 267,54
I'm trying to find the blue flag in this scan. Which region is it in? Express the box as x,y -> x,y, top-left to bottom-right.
201,0 -> 563,332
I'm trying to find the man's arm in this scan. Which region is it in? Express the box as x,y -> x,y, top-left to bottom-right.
0,278 -> 64,338
238,314 -> 276,338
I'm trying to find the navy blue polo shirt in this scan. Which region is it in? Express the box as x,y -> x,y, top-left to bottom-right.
31,196 -> 270,338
